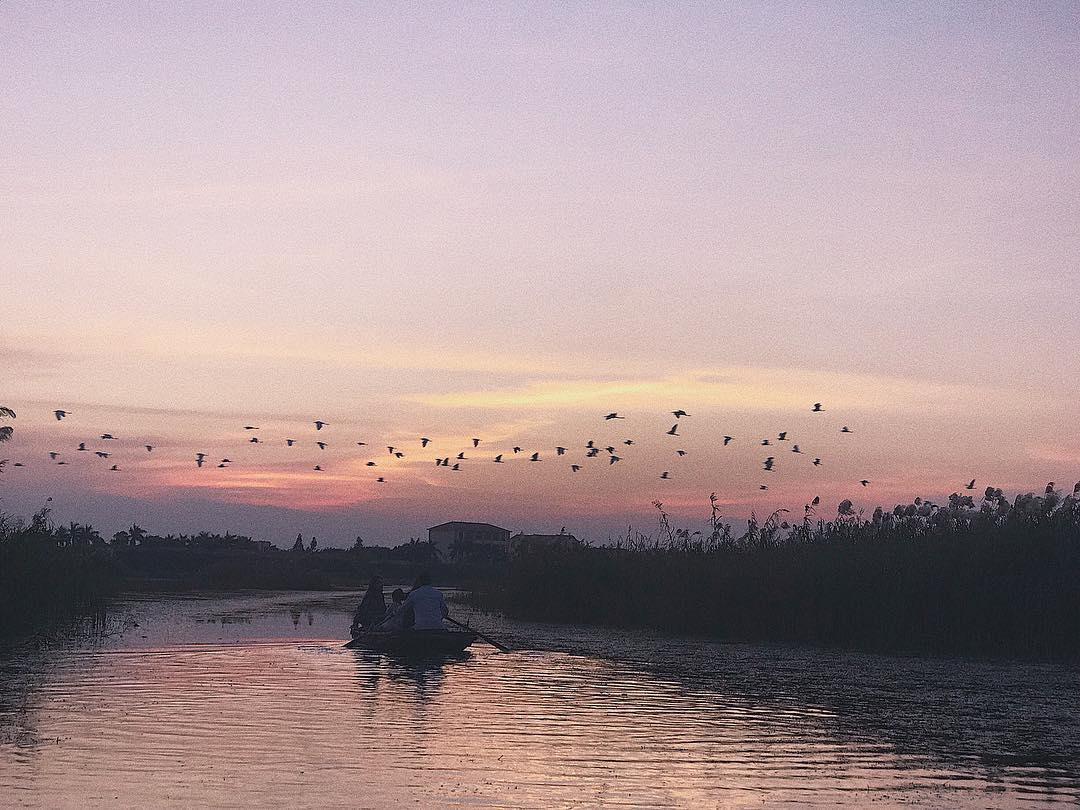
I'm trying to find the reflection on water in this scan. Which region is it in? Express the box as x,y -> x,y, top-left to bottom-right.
2,593 -> 1079,807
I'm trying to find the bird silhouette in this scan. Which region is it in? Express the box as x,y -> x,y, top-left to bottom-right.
676,450 -> 687,457
529,452 -> 540,462
759,484 -> 768,491
393,451 -> 404,458
457,452 -> 466,460
110,465 -> 120,471
623,439 -> 634,446
77,443 -> 87,451
314,421 -> 327,430
666,424 -> 679,436
671,410 -> 689,419
860,479 -> 870,487
965,479 -> 976,490
778,432 -> 788,441
366,461 -> 377,467
421,437 -> 431,447
660,471 -> 671,479
556,447 -> 567,455
586,448 -> 600,457
472,438 -> 480,447
604,413 -> 625,420
54,410 -> 69,421
761,439 -> 770,446
792,445 -> 802,454
49,452 -> 59,460
145,445 -> 153,453
244,426 -> 259,430
101,434 -> 116,440
841,426 -> 853,434
95,452 -> 110,459
812,458 -> 822,466
493,454 -> 503,463
376,477 -> 386,483
763,457 -> 774,471
217,463 -> 227,469
313,465 -> 323,471
512,447 -> 522,454
605,446 -> 616,454
609,455 -> 621,465
723,436 -> 733,446
196,454 -> 206,468
312,442 -> 325,450
451,463 -> 461,471
250,437 -> 260,444
812,403 -> 823,412
12,462 -> 23,467
356,441 -> 366,447
56,461 -> 68,465
285,439 -> 296,446
221,458 -> 231,464
570,464 -> 581,472
387,446 -> 395,455
586,440 -> 595,449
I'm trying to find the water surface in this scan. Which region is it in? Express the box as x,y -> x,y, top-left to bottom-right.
2,591 -> 1078,807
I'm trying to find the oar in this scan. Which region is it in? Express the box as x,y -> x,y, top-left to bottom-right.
447,616 -> 511,653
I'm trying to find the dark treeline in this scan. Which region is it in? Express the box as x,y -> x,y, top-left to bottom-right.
481,486 -> 1080,658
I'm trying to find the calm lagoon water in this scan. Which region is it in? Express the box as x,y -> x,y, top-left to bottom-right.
2,591 -> 1079,807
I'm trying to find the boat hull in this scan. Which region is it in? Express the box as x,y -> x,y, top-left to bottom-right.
344,629 -> 477,656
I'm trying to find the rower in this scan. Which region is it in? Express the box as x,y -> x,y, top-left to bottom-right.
401,572 -> 449,631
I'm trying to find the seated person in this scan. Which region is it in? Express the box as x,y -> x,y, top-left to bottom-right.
350,576 -> 386,636
401,572 -> 449,631
374,588 -> 407,632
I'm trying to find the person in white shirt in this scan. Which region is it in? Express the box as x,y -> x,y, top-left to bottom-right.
401,572 -> 449,631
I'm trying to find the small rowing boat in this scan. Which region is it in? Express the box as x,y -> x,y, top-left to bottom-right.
344,628 -> 478,656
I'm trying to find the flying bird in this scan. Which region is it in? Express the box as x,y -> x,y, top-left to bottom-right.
56,461 -> 68,465
812,458 -> 822,466
316,442 -> 327,450
451,463 -> 461,471
356,441 -> 367,447
77,443 -> 88,451
101,434 -> 116,440
249,437 -> 260,443
529,452 -> 540,462
314,421 -> 327,430
376,477 -> 386,483
243,426 -> 259,430
792,445 -> 802,454
604,413 -> 625,420
221,458 -> 231,464
49,452 -> 59,460
778,432 -> 788,441
671,410 -> 689,419
965,479 -> 976,490
421,438 -> 431,448
472,438 -> 481,447
609,455 -> 621,465
393,451 -> 404,458
217,463 -> 227,469
286,439 -> 296,446
841,426 -> 853,434
586,440 -> 595,449
493,454 -> 503,463
196,454 -> 206,468
110,465 -> 120,471
660,471 -> 671,480
586,448 -> 600,458
676,450 -> 687,457
605,446 -> 616,454
812,403 -> 823,412
761,439 -> 770,446
387,446 -> 395,455
763,457 -> 775,471
570,465 -> 581,472
313,465 -> 323,471
623,439 -> 634,446
54,410 -> 69,421
512,447 -> 522,454
860,479 -> 870,487
723,436 -> 733,446
457,452 -> 466,460
95,451 -> 110,459
145,445 -> 153,453
666,424 -> 679,436
366,461 -> 377,467
556,447 -> 566,455
759,485 -> 768,491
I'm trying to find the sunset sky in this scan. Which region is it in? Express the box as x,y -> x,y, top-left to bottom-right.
3,2 -> 1079,546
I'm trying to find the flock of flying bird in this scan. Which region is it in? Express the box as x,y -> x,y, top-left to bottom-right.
0,403 -> 891,497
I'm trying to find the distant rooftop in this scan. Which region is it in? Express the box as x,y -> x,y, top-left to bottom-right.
429,521 -> 509,532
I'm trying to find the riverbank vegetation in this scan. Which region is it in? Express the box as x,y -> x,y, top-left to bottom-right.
482,486 -> 1080,658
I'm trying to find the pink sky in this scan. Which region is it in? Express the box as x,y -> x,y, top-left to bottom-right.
2,2 -> 1078,545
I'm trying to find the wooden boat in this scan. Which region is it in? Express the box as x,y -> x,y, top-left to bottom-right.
344,628 -> 478,656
